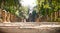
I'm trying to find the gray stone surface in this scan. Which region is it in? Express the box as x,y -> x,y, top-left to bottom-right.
0,22 -> 60,33
0,27 -> 60,33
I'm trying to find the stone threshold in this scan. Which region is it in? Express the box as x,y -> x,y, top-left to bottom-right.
0,22 -> 60,28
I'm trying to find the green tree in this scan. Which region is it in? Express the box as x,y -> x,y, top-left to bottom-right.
37,0 -> 60,22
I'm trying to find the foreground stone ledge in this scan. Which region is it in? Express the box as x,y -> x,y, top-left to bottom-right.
0,22 -> 60,28
0,22 -> 60,33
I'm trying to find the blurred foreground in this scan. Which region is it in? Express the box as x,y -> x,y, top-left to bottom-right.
0,22 -> 60,33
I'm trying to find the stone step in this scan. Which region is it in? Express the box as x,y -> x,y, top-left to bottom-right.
0,22 -> 60,33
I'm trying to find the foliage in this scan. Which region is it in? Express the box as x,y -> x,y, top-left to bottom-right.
0,0 -> 22,17
37,0 -> 60,16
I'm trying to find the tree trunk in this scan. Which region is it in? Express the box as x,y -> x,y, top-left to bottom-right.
54,12 -> 58,22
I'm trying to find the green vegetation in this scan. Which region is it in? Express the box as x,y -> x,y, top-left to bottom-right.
37,0 -> 60,22
0,0 -> 60,22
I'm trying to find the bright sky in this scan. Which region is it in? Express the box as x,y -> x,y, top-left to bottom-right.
19,0 -> 37,18
20,0 -> 37,7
